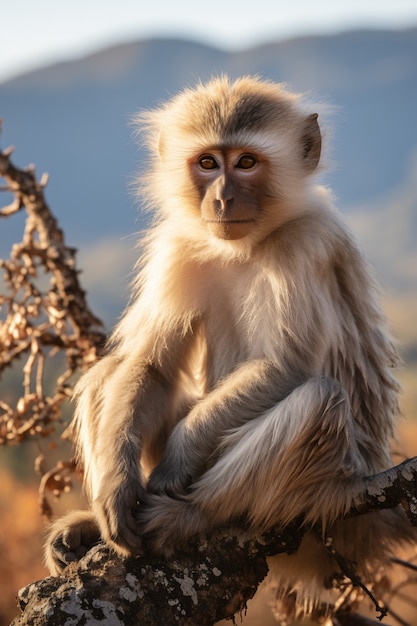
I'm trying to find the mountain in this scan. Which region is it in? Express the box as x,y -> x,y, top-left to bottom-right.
1,29 -> 416,323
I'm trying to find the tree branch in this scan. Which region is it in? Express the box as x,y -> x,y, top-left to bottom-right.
352,456 -> 417,524
11,458 -> 417,625
0,133 -> 106,516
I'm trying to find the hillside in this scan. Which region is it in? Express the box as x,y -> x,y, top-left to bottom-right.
1,28 -> 416,324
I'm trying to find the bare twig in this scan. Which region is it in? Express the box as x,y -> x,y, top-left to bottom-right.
0,128 -> 106,515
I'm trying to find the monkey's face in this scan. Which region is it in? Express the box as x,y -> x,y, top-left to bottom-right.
189,148 -> 271,241
140,76 -> 323,245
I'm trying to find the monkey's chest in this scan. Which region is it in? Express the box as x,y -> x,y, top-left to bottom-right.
208,270 -> 285,364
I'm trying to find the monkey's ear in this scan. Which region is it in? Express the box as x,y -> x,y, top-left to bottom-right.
302,113 -> 321,172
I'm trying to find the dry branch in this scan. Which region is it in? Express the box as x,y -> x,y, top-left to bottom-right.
0,131 -> 106,514
10,457 -> 417,625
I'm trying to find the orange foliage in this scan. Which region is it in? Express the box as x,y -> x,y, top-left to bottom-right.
0,470 -> 48,624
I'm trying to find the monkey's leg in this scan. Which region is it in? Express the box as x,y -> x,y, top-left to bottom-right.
147,359 -> 303,496
140,377 -> 363,554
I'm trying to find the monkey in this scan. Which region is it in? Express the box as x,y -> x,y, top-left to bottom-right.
45,76 -> 413,619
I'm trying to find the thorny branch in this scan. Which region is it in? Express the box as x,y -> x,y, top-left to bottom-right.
0,125 -> 106,516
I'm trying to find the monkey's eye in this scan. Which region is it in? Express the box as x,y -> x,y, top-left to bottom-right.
199,155 -> 219,170
236,155 -> 256,170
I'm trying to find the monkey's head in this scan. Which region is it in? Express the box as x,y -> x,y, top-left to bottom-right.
138,76 -> 322,246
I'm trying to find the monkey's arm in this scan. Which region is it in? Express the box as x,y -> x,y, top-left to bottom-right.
73,323 -> 197,555
147,357 -> 306,496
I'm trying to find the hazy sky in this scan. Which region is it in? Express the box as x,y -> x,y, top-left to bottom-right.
1,0 -> 417,82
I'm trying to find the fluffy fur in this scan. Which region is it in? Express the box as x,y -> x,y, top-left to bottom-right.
45,76 -> 411,620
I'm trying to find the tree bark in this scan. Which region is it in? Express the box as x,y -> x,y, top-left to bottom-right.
11,457 -> 417,626
12,526 -> 301,626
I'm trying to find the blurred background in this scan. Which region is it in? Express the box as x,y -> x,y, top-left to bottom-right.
1,1 -> 417,623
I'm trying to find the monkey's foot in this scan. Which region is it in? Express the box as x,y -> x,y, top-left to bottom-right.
45,510 -> 101,576
137,494 -> 208,557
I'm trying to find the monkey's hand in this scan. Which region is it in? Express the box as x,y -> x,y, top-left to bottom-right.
93,479 -> 146,557
147,425 -> 200,496
147,457 -> 194,497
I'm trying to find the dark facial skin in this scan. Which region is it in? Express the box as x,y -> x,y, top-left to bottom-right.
189,148 -> 271,240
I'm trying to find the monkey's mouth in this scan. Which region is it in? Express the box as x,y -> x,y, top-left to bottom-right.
205,218 -> 256,241
205,219 -> 255,224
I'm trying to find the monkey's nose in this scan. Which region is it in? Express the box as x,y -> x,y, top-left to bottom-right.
214,176 -> 233,205
214,197 -> 234,213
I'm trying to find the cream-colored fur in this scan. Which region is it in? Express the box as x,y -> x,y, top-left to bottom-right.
45,76 -> 412,620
